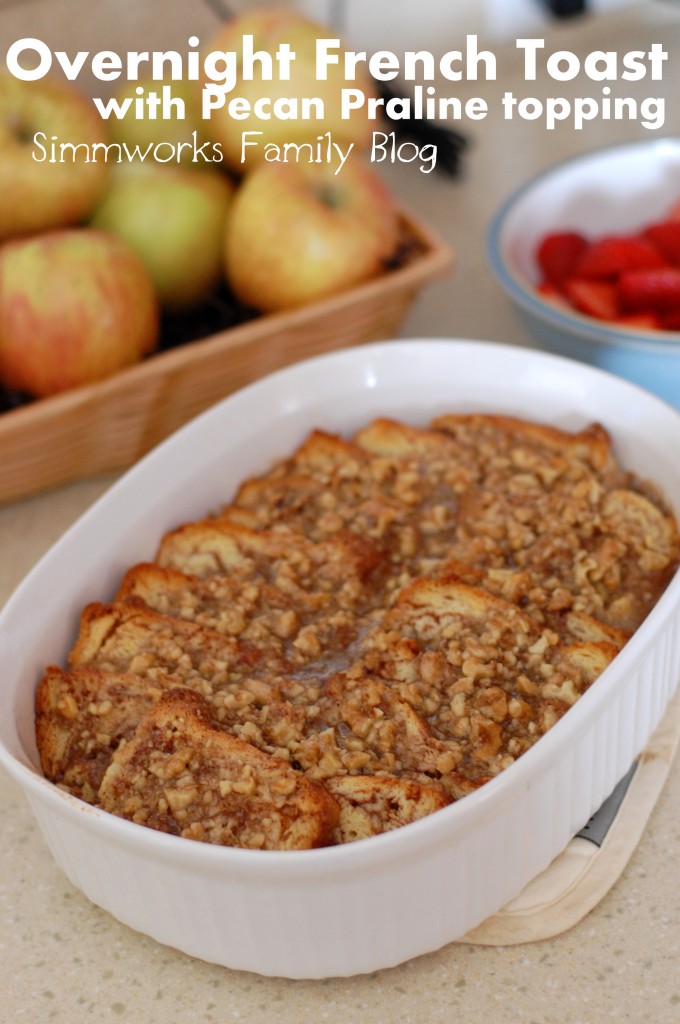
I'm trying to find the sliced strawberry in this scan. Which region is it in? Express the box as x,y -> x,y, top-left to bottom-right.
642,221 -> 680,265
536,231 -> 588,287
564,278 -> 620,320
618,267 -> 680,313
659,309 -> 680,331
614,311 -> 661,331
574,235 -> 665,279
536,278 -> 571,307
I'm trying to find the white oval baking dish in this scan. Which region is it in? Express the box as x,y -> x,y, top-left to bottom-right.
1,338 -> 679,979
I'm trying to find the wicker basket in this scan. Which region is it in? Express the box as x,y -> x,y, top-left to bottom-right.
0,209 -> 452,505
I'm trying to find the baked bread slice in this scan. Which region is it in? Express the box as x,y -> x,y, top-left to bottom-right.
293,672 -> 452,783
35,665 -> 167,802
98,689 -> 339,850
64,600 -> 334,767
430,412 -> 618,477
117,561 -> 367,675
156,519 -> 384,596
68,600 -> 282,688
595,487 -> 680,628
326,774 -> 450,844
432,561 -> 631,648
240,428 -> 368,480
222,430 -> 413,550
359,577 -> 619,788
360,414 -> 678,633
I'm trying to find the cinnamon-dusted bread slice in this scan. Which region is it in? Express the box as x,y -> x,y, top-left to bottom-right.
431,412 -> 619,477
353,417 -> 475,495
326,774 -> 450,844
68,601 -> 281,690
351,418 -> 479,572
155,519 -> 384,599
560,610 -> 630,648
387,577 -> 620,692
156,521 -> 252,577
117,562 -> 366,673
221,431 -> 410,548
354,416 -> 464,459
492,483 -> 680,634
595,487 -> 680,628
350,415 -> 676,629
359,577 -> 619,787
355,413 -> 614,516
437,562 -> 630,648
65,601 -> 329,763
225,429 -> 372,526
239,420 -> 470,578
601,488 -> 679,566
244,428 -> 367,480
98,689 -> 339,850
293,672 -> 453,783
418,417 -> 678,633
35,665 -> 168,802
118,561 -> 296,636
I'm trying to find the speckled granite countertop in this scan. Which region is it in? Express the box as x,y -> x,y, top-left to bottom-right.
2,3 -> 680,1021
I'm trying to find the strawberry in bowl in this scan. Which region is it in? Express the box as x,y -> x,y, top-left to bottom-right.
536,206 -> 680,332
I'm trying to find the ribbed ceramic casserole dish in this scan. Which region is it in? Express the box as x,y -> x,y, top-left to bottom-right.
1,339 -> 679,979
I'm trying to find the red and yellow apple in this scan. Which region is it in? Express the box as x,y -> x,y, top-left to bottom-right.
91,164 -> 234,310
0,229 -> 159,396
0,73 -> 109,242
224,158 -> 399,312
202,8 -> 376,172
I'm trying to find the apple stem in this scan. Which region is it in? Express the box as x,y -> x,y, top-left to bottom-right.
7,112 -> 35,146
201,0 -> 234,22
315,185 -> 342,209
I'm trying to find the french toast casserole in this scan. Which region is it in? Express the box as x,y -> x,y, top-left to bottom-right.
35,412 -> 680,850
